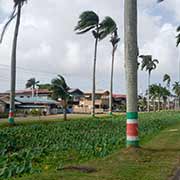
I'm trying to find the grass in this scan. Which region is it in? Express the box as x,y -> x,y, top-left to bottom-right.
1,111 -> 180,179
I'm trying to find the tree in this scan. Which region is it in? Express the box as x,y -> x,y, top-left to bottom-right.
149,84 -> 158,111
109,29 -> 120,115
139,55 -> 159,112
37,83 -> 52,90
124,0 -> 139,147
51,75 -> 70,121
0,0 -> 27,124
26,78 -> 40,97
149,84 -> 170,111
75,11 -> 116,117
163,74 -> 171,109
172,81 -> 180,109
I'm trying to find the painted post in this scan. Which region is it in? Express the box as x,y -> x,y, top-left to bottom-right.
126,112 -> 139,146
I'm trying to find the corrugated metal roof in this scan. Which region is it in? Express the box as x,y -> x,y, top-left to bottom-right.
15,97 -> 59,105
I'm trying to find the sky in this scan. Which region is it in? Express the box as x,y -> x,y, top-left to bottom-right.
0,0 -> 180,95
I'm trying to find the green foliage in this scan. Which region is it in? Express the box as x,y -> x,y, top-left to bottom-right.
26,78 -> 39,89
139,55 -> 159,74
37,84 -> 51,90
172,81 -> 180,97
51,75 -> 70,101
163,74 -> 171,88
0,112 -> 179,179
75,11 -> 117,40
149,84 -> 170,100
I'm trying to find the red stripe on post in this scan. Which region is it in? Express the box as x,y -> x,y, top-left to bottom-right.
127,123 -> 138,136
9,112 -> 14,118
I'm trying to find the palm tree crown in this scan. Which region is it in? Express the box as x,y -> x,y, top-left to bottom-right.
75,11 -> 117,40
172,82 -> 180,97
51,75 -> 70,101
139,55 -> 159,74
163,74 -> 171,88
26,78 -> 39,89
110,29 -> 120,49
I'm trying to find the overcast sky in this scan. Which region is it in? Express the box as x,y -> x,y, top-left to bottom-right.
0,0 -> 179,94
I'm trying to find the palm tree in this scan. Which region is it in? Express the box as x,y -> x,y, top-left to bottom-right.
51,75 -> 70,121
75,11 -> 116,117
172,81 -> 180,109
149,84 -> 158,111
124,0 -> 139,147
109,29 -> 120,115
163,74 -> 171,109
161,86 -> 171,110
139,55 -> 159,112
149,84 -> 170,111
0,0 -> 27,124
26,78 -> 40,97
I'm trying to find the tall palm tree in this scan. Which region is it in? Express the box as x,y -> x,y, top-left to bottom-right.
26,78 -> 40,97
75,11 -> 116,117
109,29 -> 120,115
0,0 -> 27,124
124,0 -> 139,147
139,55 -> 159,112
163,74 -> 171,109
172,81 -> 180,109
51,75 -> 70,121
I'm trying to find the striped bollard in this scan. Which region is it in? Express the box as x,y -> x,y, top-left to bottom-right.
8,110 -> 15,124
126,112 -> 139,147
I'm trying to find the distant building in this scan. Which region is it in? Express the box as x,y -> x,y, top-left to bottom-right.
0,89 -> 52,99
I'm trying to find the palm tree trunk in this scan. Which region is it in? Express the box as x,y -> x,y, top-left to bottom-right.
147,72 -> 151,112
32,85 -> 35,97
92,35 -> 98,117
8,4 -> 21,124
153,99 -> 156,112
158,96 -> 160,111
124,0 -> 139,147
109,48 -> 115,115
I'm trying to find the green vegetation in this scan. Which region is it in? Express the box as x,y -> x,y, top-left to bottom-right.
0,112 -> 179,179
16,120 -> 180,180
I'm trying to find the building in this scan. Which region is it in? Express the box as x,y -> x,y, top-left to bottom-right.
73,90 -> 109,113
0,89 -> 52,99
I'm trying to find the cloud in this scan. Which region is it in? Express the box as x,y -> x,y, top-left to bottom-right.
0,0 -> 179,94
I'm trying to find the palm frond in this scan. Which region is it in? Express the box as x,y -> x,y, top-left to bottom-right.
157,0 -> 164,3
74,11 -> 99,34
176,33 -> 180,47
110,29 -> 120,47
76,26 -> 95,34
177,26 -> 180,32
14,0 -> 27,7
99,16 -> 117,40
0,9 -> 17,43
51,75 -> 70,100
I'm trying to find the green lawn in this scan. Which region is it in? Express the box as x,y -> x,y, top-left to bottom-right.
0,111 -> 180,179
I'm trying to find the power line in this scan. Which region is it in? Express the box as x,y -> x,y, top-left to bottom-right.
0,63 -> 71,76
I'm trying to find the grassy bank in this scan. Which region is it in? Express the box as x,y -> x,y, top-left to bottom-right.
0,111 -> 180,179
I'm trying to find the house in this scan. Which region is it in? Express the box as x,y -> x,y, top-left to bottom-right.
0,89 -> 52,99
68,88 -> 84,105
73,90 -> 109,113
112,94 -> 126,111
16,97 -> 60,114
0,96 -> 21,113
